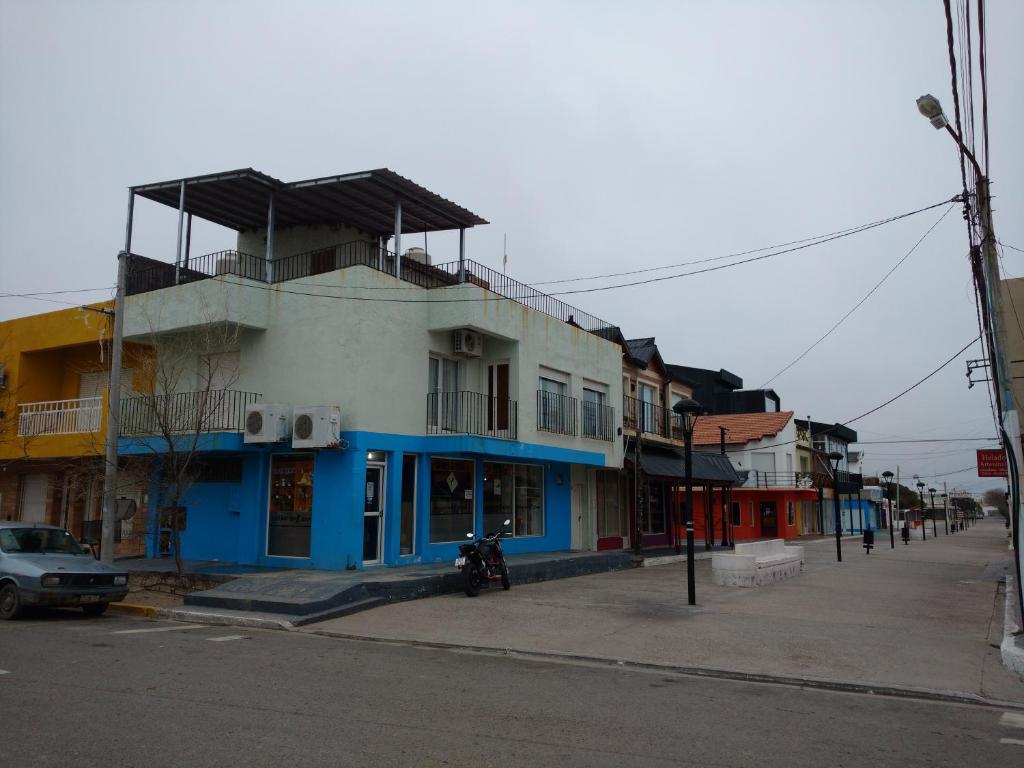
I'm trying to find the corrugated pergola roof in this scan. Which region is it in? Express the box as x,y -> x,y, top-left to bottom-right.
132,168 -> 488,234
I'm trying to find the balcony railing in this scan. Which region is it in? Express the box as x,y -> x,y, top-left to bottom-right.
622,395 -> 671,439
120,389 -> 261,437
536,390 -> 577,436
17,397 -> 103,436
125,241 -> 616,340
126,251 -> 266,295
745,471 -> 830,489
582,400 -> 615,442
426,391 -> 517,440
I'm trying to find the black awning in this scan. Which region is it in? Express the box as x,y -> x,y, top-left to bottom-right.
627,445 -> 739,484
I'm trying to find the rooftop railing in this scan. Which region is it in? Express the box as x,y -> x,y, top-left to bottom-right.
126,242 -> 615,338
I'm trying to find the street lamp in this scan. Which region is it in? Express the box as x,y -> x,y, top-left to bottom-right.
941,492 -> 949,534
673,396 -> 702,606
928,488 -> 937,536
829,451 -> 844,562
916,94 -> 949,129
882,470 -> 895,549
916,480 -> 926,541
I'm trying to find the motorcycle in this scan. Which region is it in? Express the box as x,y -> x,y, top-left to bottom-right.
455,519 -> 511,597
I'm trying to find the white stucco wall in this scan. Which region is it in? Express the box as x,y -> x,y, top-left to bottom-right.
123,265 -> 623,467
237,223 -> 374,260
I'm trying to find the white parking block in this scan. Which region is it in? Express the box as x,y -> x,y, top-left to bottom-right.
999,712 -> 1024,729
207,635 -> 249,642
110,624 -> 203,635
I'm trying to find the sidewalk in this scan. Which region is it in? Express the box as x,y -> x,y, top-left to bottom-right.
307,519 -> 1024,704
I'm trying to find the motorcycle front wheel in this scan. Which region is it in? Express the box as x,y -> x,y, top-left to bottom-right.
463,564 -> 483,597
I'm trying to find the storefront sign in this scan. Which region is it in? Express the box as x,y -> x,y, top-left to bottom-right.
976,449 -> 1007,477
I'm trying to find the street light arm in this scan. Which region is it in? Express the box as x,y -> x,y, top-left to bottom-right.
944,124 -> 983,180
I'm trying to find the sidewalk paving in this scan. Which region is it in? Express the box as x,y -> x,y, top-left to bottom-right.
306,519 -> 1024,704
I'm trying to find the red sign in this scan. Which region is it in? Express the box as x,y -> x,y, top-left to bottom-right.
976,449 -> 1008,477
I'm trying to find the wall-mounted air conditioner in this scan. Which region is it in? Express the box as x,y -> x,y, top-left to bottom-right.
291,405 -> 341,449
452,329 -> 482,358
244,403 -> 291,444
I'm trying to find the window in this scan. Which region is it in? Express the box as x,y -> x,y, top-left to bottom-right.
428,356 -> 459,430
730,501 -> 741,526
582,387 -> 609,439
538,375 -> 572,434
787,501 -> 795,527
267,454 -> 314,558
429,458 -> 475,543
399,455 -> 416,556
643,481 -> 666,534
483,462 -> 544,537
638,383 -> 658,434
596,470 -> 626,538
749,501 -> 755,527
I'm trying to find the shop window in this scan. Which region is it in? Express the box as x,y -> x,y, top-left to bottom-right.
644,481 -> 666,534
730,501 -> 741,526
194,458 -> 243,483
267,454 -> 314,558
429,458 -> 475,543
787,501 -> 795,527
483,462 -> 544,537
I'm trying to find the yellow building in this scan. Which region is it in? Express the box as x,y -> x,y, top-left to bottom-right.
0,302 -> 153,553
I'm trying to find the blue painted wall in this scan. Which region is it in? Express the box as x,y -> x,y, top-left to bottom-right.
138,430 -> 590,570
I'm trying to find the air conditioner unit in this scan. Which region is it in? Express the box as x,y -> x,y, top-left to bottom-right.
452,329 -> 482,358
291,405 -> 341,449
244,403 -> 292,444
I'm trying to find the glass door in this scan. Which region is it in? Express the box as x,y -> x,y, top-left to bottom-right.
364,462 -> 385,564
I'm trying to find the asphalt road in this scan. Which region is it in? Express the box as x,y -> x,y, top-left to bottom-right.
2,611 -> 1023,767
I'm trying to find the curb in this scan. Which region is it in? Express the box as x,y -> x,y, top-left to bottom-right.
107,603 -> 162,618
304,629 -> 1024,711
1002,572 -> 1024,675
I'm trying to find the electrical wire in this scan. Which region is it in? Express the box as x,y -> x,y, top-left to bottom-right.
524,198 -> 957,289
759,203 -> 955,387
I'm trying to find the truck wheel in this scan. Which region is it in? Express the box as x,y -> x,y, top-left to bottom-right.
82,602 -> 109,617
463,564 -> 483,597
0,583 -> 22,620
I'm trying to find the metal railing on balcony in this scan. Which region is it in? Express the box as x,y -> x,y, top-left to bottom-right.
622,395 -> 671,439
432,259 -> 615,335
126,251 -> 267,295
120,389 -> 261,437
582,400 -> 615,441
746,470 -> 829,489
536,390 -> 577,436
426,391 -> 517,440
17,397 -> 103,436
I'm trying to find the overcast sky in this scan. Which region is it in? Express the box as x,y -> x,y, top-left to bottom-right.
2,1 -> 1021,493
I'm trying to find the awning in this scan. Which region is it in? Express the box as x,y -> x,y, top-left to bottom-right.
626,445 -> 739,484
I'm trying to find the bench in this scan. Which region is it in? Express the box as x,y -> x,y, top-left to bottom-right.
712,539 -> 804,587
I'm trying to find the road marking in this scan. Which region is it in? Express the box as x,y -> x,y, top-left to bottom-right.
1000,712 -> 1024,729
207,635 -> 248,642
110,624 -> 203,635
0,669 -> 8,675
999,738 -> 1024,746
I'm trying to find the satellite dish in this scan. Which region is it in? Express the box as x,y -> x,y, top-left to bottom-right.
115,498 -> 137,522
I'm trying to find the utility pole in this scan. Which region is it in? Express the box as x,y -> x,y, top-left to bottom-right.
100,190 -> 133,563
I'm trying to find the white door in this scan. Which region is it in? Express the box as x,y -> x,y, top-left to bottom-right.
363,463 -> 386,564
19,474 -> 48,523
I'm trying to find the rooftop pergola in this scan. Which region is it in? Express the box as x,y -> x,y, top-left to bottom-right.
126,167 -> 488,278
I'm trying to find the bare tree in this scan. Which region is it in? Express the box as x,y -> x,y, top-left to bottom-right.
126,296 -> 244,575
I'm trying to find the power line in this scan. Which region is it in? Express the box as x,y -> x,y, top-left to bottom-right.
1000,241 -> 1024,255
759,204 -> 955,387
0,287 -> 113,299
530,198 -> 958,291
857,437 -> 996,444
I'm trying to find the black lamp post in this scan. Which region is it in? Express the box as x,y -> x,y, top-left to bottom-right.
916,480 -> 926,541
674,397 -> 702,606
941,492 -> 949,534
928,488 -> 937,536
829,451 -> 844,562
882,470 -> 895,549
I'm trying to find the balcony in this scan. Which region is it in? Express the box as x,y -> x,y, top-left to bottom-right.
120,389 -> 261,437
537,391 -> 577,436
426,391 -> 517,440
125,241 -> 616,337
582,400 -> 615,442
17,397 -> 103,437
744,470 -> 830,489
623,395 -> 674,440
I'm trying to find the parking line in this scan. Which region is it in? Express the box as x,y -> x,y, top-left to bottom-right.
207,635 -> 248,642
110,624 -> 203,635
0,669 -> 8,675
1000,712 -> 1024,729
999,738 -> 1024,746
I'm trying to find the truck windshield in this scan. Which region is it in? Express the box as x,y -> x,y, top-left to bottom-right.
0,528 -> 85,555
